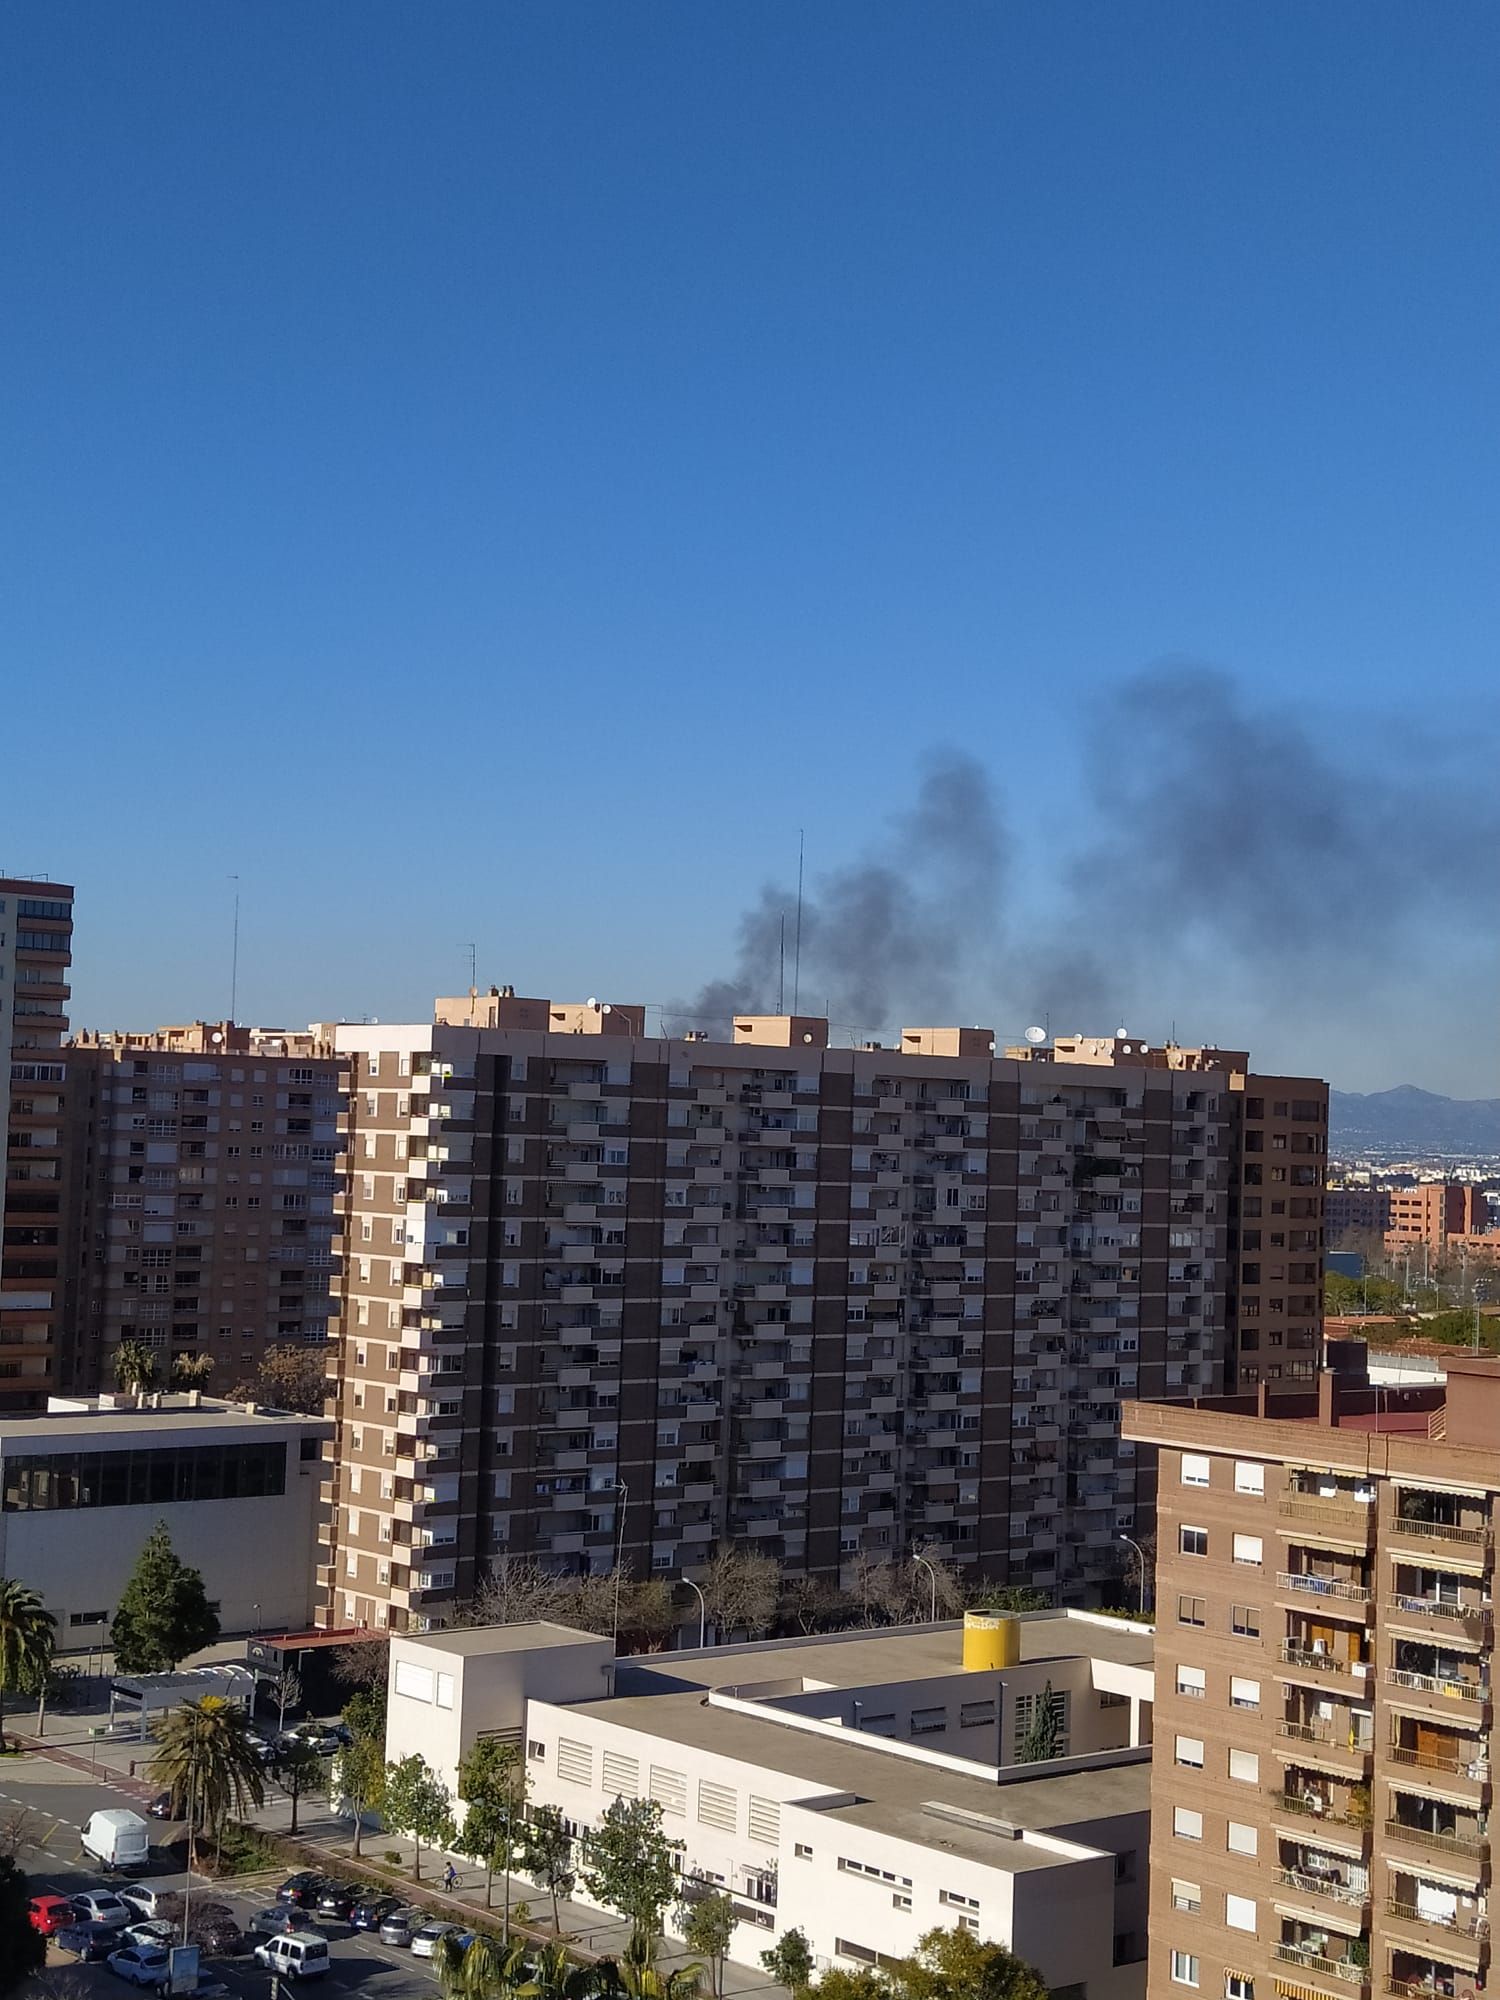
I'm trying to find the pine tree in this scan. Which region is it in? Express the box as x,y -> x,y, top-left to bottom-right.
1017,1680 -> 1061,1763
110,1523 -> 220,1674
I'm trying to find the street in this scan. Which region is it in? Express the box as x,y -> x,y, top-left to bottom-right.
7,1751 -> 443,2000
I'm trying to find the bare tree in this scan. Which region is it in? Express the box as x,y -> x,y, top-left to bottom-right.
332,1635 -> 390,1692
911,1545 -> 967,1617
698,1547 -> 780,1640
848,1553 -> 911,1626
274,1665 -> 303,1732
464,1559 -> 571,1630
781,1573 -> 844,1634
0,1801 -> 36,1857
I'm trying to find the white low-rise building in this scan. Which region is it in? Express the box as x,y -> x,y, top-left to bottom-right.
0,1392 -> 331,1640
386,1609 -> 1154,1998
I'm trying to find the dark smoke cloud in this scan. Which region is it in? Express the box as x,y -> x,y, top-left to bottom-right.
670,750 -> 1006,1038
679,666 -> 1500,1048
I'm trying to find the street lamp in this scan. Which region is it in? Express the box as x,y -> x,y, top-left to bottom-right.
912,1552 -> 939,1624
681,1575 -> 707,1650
1118,1534 -> 1148,1617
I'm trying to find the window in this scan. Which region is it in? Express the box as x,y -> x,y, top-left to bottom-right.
1176,1665 -> 1207,1699
1172,1806 -> 1203,1841
1178,1594 -> 1206,1627
1181,1453 -> 1211,1487
1227,1748 -> 1259,1784
1230,1604 -> 1260,1638
1171,1952 -> 1199,1988
1224,1895 -> 1256,1935
1234,1461 -> 1265,1496
938,1890 -> 979,1913
1171,1880 -> 1201,1913
1232,1533 -> 1263,1566
1226,1978 -> 1254,2000
1229,1677 -> 1260,1710
794,1843 -> 814,1861
1226,1822 -> 1257,1857
910,1706 -> 946,1737
1175,1735 -> 1204,1768
1179,1526 -> 1208,1557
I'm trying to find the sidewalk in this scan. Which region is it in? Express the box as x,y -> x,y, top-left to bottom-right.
14,1701 -> 790,2000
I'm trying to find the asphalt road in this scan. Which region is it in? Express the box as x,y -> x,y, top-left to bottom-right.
6,1753 -> 446,2000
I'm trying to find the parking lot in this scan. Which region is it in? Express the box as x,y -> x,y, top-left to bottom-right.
8,1751 -> 448,1999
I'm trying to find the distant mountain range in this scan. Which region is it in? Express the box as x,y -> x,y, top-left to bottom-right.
1331,1085 -> 1500,1158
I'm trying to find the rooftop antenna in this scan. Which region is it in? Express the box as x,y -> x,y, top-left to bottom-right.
460,942 -> 477,992
228,875 -> 241,1025
792,829 -> 805,1013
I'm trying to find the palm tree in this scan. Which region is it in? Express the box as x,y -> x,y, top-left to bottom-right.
147,1695 -> 265,1865
437,1933 -> 535,2000
113,1339 -> 159,1393
0,1578 -> 56,1751
614,1938 -> 701,2000
522,1942 -> 607,2000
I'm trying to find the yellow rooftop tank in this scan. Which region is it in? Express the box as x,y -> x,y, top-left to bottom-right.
963,1609 -> 1019,1671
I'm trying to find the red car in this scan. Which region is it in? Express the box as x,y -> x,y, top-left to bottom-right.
28,1893 -> 75,1936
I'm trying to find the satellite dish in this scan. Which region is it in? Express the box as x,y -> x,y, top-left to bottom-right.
210,1030 -> 224,1045
587,996 -> 599,1009
1115,1026 -> 1129,1040
1024,1025 -> 1047,1046
601,1003 -> 612,1015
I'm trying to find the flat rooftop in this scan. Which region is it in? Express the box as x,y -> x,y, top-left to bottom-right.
0,1395 -> 328,1444
620,1611 -> 1154,1697
396,1620 -> 612,1658
559,1681 -> 1148,1872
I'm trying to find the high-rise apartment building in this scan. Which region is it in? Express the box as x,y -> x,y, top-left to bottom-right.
320,996 -> 1325,1633
1326,1187 -> 1392,1245
63,1023 -> 344,1395
0,877 -> 76,1410
1384,1184 -> 1489,1258
1124,1357 -> 1500,2000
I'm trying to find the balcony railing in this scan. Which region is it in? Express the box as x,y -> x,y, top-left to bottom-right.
1386,1669 -> 1488,1707
1277,1867 -> 1369,1908
1281,1494 -> 1374,1524
1391,1516 -> 1491,1548
1281,1642 -> 1367,1674
1382,1819 -> 1485,1861
1386,1745 -> 1488,1782
1274,1945 -> 1367,1984
1386,1900 -> 1487,1940
1279,1721 -> 1371,1755
1388,1597 -> 1491,1637
1383,1981 -> 1462,2000
1280,1570 -> 1372,1604
1272,1791 -> 1363,1826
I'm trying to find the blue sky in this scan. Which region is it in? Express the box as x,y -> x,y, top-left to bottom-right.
5,4 -> 1496,1092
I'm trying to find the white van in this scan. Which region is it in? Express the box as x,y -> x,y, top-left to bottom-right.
81,1808 -> 151,1871
254,1933 -> 331,1980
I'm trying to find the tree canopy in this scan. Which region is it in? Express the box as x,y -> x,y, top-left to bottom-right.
0,1578 -> 55,1750
111,1522 -> 220,1673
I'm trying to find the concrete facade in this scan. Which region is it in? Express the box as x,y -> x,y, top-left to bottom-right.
321,1002 -> 1326,1632
0,1392 -> 332,1641
1124,1358 -> 1500,2000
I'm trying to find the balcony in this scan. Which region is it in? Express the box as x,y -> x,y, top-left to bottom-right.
1276,1868 -> 1370,1912
1385,1900 -> 1488,1950
1385,1668 -> 1488,1713
1278,1721 -> 1373,1771
1385,1596 -> 1491,1643
1390,1515 -> 1491,1553
1279,1570 -> 1373,1607
1384,1742 -> 1488,1795
1383,1819 -> 1486,1864
1280,1642 -> 1370,1685
1274,1945 -> 1367,1986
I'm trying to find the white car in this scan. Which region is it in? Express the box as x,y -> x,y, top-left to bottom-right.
107,1943 -> 171,1988
73,1889 -> 133,1927
410,1921 -> 464,1959
119,1883 -> 177,1920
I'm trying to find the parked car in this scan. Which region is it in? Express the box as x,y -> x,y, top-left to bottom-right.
106,1943 -> 172,1987
411,1920 -> 465,1959
377,1907 -> 420,1947
276,1871 -> 330,1906
249,1905 -> 300,1938
28,1892 -> 75,1936
188,1901 -> 245,1956
119,1884 -> 182,1922
253,1931 -> 331,1980
246,1729 -> 281,1764
72,1889 -> 134,1927
55,1922 -> 126,1961
349,1893 -> 402,1931
282,1724 -> 341,1757
123,1920 -> 177,1950
312,1881 -> 358,1921
145,1790 -> 175,1820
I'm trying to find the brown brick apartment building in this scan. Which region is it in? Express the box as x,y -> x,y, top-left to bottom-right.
1124,1359 -> 1500,2000
64,1023 -> 344,1394
320,999 -> 1325,1632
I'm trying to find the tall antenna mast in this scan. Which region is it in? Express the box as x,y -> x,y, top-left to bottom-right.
778,913 -> 786,1014
792,829 -> 805,1013
461,942 -> 477,991
228,876 -> 241,1024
